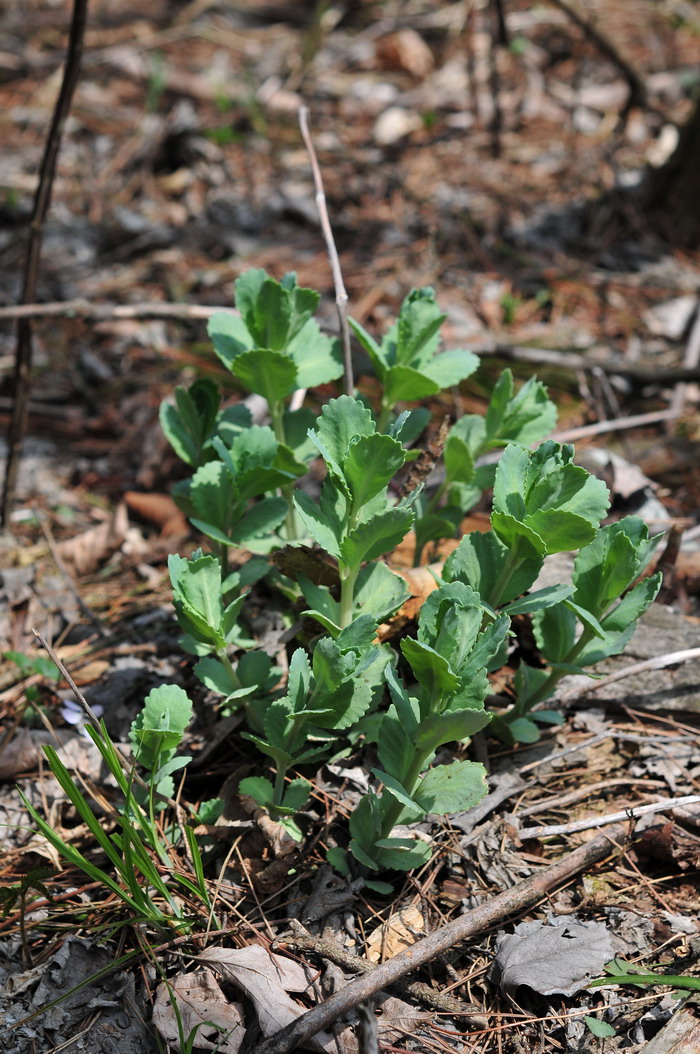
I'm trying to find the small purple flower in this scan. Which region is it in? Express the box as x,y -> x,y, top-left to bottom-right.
59,698 -> 104,739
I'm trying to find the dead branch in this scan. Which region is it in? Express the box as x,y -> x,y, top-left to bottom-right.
0,0 -> 89,528
280,920 -> 486,1022
516,794 -> 700,840
0,300 -> 234,322
298,105 -> 353,396
256,823 -> 631,1054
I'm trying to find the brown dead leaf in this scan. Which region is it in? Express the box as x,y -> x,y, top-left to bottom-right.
272,544 -> 339,588
376,995 -> 435,1044
195,945 -> 337,1052
152,968 -> 245,1053
375,29 -> 434,78
124,490 -> 188,536
57,503 -> 129,575
366,905 -> 425,963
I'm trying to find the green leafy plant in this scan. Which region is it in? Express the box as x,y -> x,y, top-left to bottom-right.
330,583 -> 510,877
590,958 -> 700,992
239,620 -> 384,839
349,286 -> 479,432
412,370 -> 558,563
293,395 -> 414,630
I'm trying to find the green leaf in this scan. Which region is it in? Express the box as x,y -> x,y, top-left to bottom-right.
374,838 -> 433,871
130,685 -> 193,761
208,310 -> 253,370
287,321 -> 343,387
294,490 -> 342,559
344,433 -> 406,510
341,507 -> 414,569
507,717 -> 542,743
371,768 -> 420,812
401,638 -> 459,699
421,349 -> 479,388
336,615 -> 379,654
490,512 -> 545,559
493,444 -> 530,520
239,776 -> 274,808
231,496 -> 288,543
503,584 -> 575,615
382,364 -> 440,405
348,316 -> 387,375
584,1017 -> 616,1039
311,396 -> 375,475
193,657 -> 240,696
414,709 -> 492,756
231,349 -> 298,402
352,562 -> 410,622
377,705 -> 416,784
444,531 -> 543,606
414,760 -> 488,814
282,777 -> 312,812
190,460 -> 237,535
532,604 -> 578,663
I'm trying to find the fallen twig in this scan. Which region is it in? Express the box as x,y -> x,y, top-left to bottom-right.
559,647 -> 700,703
0,300 -> 233,322
279,920 -> 487,1023
256,824 -> 631,1054
516,794 -> 700,840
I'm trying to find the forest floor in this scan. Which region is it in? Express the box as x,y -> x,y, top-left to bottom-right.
0,0 -> 700,1052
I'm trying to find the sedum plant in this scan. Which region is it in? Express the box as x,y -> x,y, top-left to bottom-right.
349,286 -> 479,433
293,395 -> 414,630
27,269 -> 663,898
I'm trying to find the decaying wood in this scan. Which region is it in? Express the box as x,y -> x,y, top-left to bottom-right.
257,823 -> 632,1054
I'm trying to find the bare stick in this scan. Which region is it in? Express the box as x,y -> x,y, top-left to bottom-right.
298,105 -> 353,396
1,0 -> 89,528
256,823 -> 630,1054
0,300 -> 235,323
559,647 -> 700,702
516,794 -> 700,840
280,920 -> 486,1022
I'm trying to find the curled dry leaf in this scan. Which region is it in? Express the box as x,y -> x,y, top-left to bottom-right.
152,968 -> 245,1053
57,503 -> 129,576
375,28 -> 434,77
366,905 -> 425,963
195,945 -> 337,1052
124,490 -> 189,536
239,794 -> 299,858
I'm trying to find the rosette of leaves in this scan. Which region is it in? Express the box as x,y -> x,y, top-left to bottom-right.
330,583 -> 510,878
349,286 -> 479,433
208,269 -> 343,462
159,377 -> 253,471
492,517 -> 662,743
239,617 -> 383,840
445,440 -> 610,610
292,395 -> 415,630
412,371 -> 558,564
168,551 -> 276,717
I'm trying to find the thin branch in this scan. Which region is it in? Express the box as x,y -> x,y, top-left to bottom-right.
279,920 -> 487,1022
1,0 -> 89,528
298,105 -> 353,396
516,794 -> 700,841
0,300 -> 233,322
559,647 -> 700,703
256,823 -> 631,1054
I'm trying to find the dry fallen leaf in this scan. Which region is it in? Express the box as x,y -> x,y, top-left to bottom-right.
366,905 -> 425,963
195,945 -> 337,1052
375,29 -> 434,78
152,968 -> 245,1053
57,503 -> 129,576
124,490 -> 189,536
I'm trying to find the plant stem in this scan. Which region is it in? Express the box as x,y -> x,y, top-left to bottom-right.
486,544 -> 523,609
376,401 -> 392,434
517,626 -> 595,712
338,561 -> 359,628
270,399 -> 300,540
377,750 -> 428,843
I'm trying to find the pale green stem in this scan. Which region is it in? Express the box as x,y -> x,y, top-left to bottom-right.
517,625 -> 596,713
269,398 -> 300,540
338,561 -> 360,628
376,400 -> 392,434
